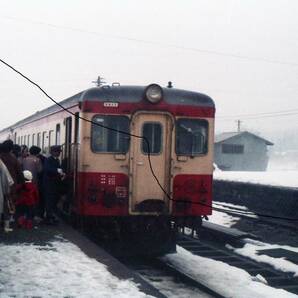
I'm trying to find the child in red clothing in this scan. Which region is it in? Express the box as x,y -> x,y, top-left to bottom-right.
16,170 -> 39,229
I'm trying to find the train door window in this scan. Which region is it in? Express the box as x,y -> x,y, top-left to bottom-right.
91,115 -> 130,153
64,117 -> 73,172
176,119 -> 208,156
56,124 -> 60,145
37,133 -> 41,147
141,122 -> 162,154
32,134 -> 35,145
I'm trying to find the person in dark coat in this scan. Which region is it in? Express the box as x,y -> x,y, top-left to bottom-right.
36,147 -> 46,218
12,144 -> 21,159
0,140 -> 24,186
0,140 -> 24,210
43,145 -> 65,224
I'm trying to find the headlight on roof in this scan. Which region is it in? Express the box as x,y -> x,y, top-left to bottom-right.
144,84 -> 163,103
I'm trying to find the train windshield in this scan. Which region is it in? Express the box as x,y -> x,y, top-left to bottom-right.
176,118 -> 208,155
91,115 -> 130,153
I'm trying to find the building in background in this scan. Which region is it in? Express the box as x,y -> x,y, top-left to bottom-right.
214,131 -> 273,171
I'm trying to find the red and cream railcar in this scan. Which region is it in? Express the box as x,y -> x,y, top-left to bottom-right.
0,83 -> 215,254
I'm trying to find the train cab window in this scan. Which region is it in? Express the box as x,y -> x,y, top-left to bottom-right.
141,122 -> 162,154
91,115 -> 130,153
176,118 -> 208,156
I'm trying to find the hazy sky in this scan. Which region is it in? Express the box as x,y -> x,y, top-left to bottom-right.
1,0 -> 298,136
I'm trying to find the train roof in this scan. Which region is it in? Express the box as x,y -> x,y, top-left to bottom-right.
0,85 -> 215,132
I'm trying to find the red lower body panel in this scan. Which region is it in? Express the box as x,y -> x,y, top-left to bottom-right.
76,172 -> 129,216
172,174 -> 212,216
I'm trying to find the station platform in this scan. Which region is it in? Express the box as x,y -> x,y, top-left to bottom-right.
0,221 -> 165,297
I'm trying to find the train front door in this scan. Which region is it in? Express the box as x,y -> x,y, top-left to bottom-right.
130,112 -> 173,214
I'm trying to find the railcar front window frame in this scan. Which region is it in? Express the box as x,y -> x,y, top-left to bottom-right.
141,122 -> 163,155
175,118 -> 208,156
91,115 -> 130,154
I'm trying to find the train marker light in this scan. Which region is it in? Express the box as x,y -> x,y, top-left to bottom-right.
144,84 -> 163,103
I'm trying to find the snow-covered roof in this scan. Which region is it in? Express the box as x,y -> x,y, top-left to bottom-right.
215,131 -> 273,146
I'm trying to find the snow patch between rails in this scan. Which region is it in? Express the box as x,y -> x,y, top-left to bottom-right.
230,239 -> 298,277
0,240 -> 151,298
208,210 -> 241,227
163,246 -> 297,298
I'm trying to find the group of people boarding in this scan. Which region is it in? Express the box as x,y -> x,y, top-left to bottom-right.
0,140 -> 65,232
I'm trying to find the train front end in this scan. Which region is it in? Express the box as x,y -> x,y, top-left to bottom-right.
75,84 -> 215,255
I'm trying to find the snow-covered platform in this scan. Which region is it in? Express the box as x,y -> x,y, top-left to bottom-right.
0,222 -> 164,298
213,170 -> 298,189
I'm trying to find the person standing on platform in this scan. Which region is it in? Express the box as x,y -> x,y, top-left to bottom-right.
0,140 -> 24,217
16,170 -> 39,229
22,146 -> 42,185
43,145 -> 65,224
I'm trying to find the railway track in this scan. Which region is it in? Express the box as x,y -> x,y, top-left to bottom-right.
178,234 -> 298,295
214,201 -> 298,232
119,256 -> 226,298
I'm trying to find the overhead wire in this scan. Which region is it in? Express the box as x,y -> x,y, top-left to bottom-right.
0,57 -> 297,222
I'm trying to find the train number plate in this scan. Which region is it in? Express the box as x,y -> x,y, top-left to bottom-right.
103,102 -> 118,107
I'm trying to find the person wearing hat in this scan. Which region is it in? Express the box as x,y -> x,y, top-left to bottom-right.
43,145 -> 65,224
16,170 -> 39,229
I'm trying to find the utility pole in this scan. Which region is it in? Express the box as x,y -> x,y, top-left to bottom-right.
236,120 -> 242,132
92,76 -> 106,87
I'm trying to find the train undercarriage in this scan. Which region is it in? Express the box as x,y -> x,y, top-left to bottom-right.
67,211 -> 203,256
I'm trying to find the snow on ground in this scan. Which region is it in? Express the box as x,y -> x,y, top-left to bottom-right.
213,170 -> 298,188
0,238 -> 151,298
208,201 -> 257,227
164,246 -> 297,298
208,204 -> 298,278
229,239 -> 298,277
208,209 -> 241,227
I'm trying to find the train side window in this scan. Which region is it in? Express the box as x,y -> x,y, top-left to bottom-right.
37,133 -> 41,147
21,136 -> 23,144
49,130 -> 54,148
32,134 -> 35,146
24,135 -> 27,145
176,119 -> 208,156
17,136 -> 20,145
42,131 -> 47,153
141,122 -> 162,154
56,124 -> 60,145
91,115 -> 130,153
28,135 -> 31,147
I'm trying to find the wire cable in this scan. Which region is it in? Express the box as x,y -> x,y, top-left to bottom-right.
1,15 -> 298,68
0,57 -> 297,222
